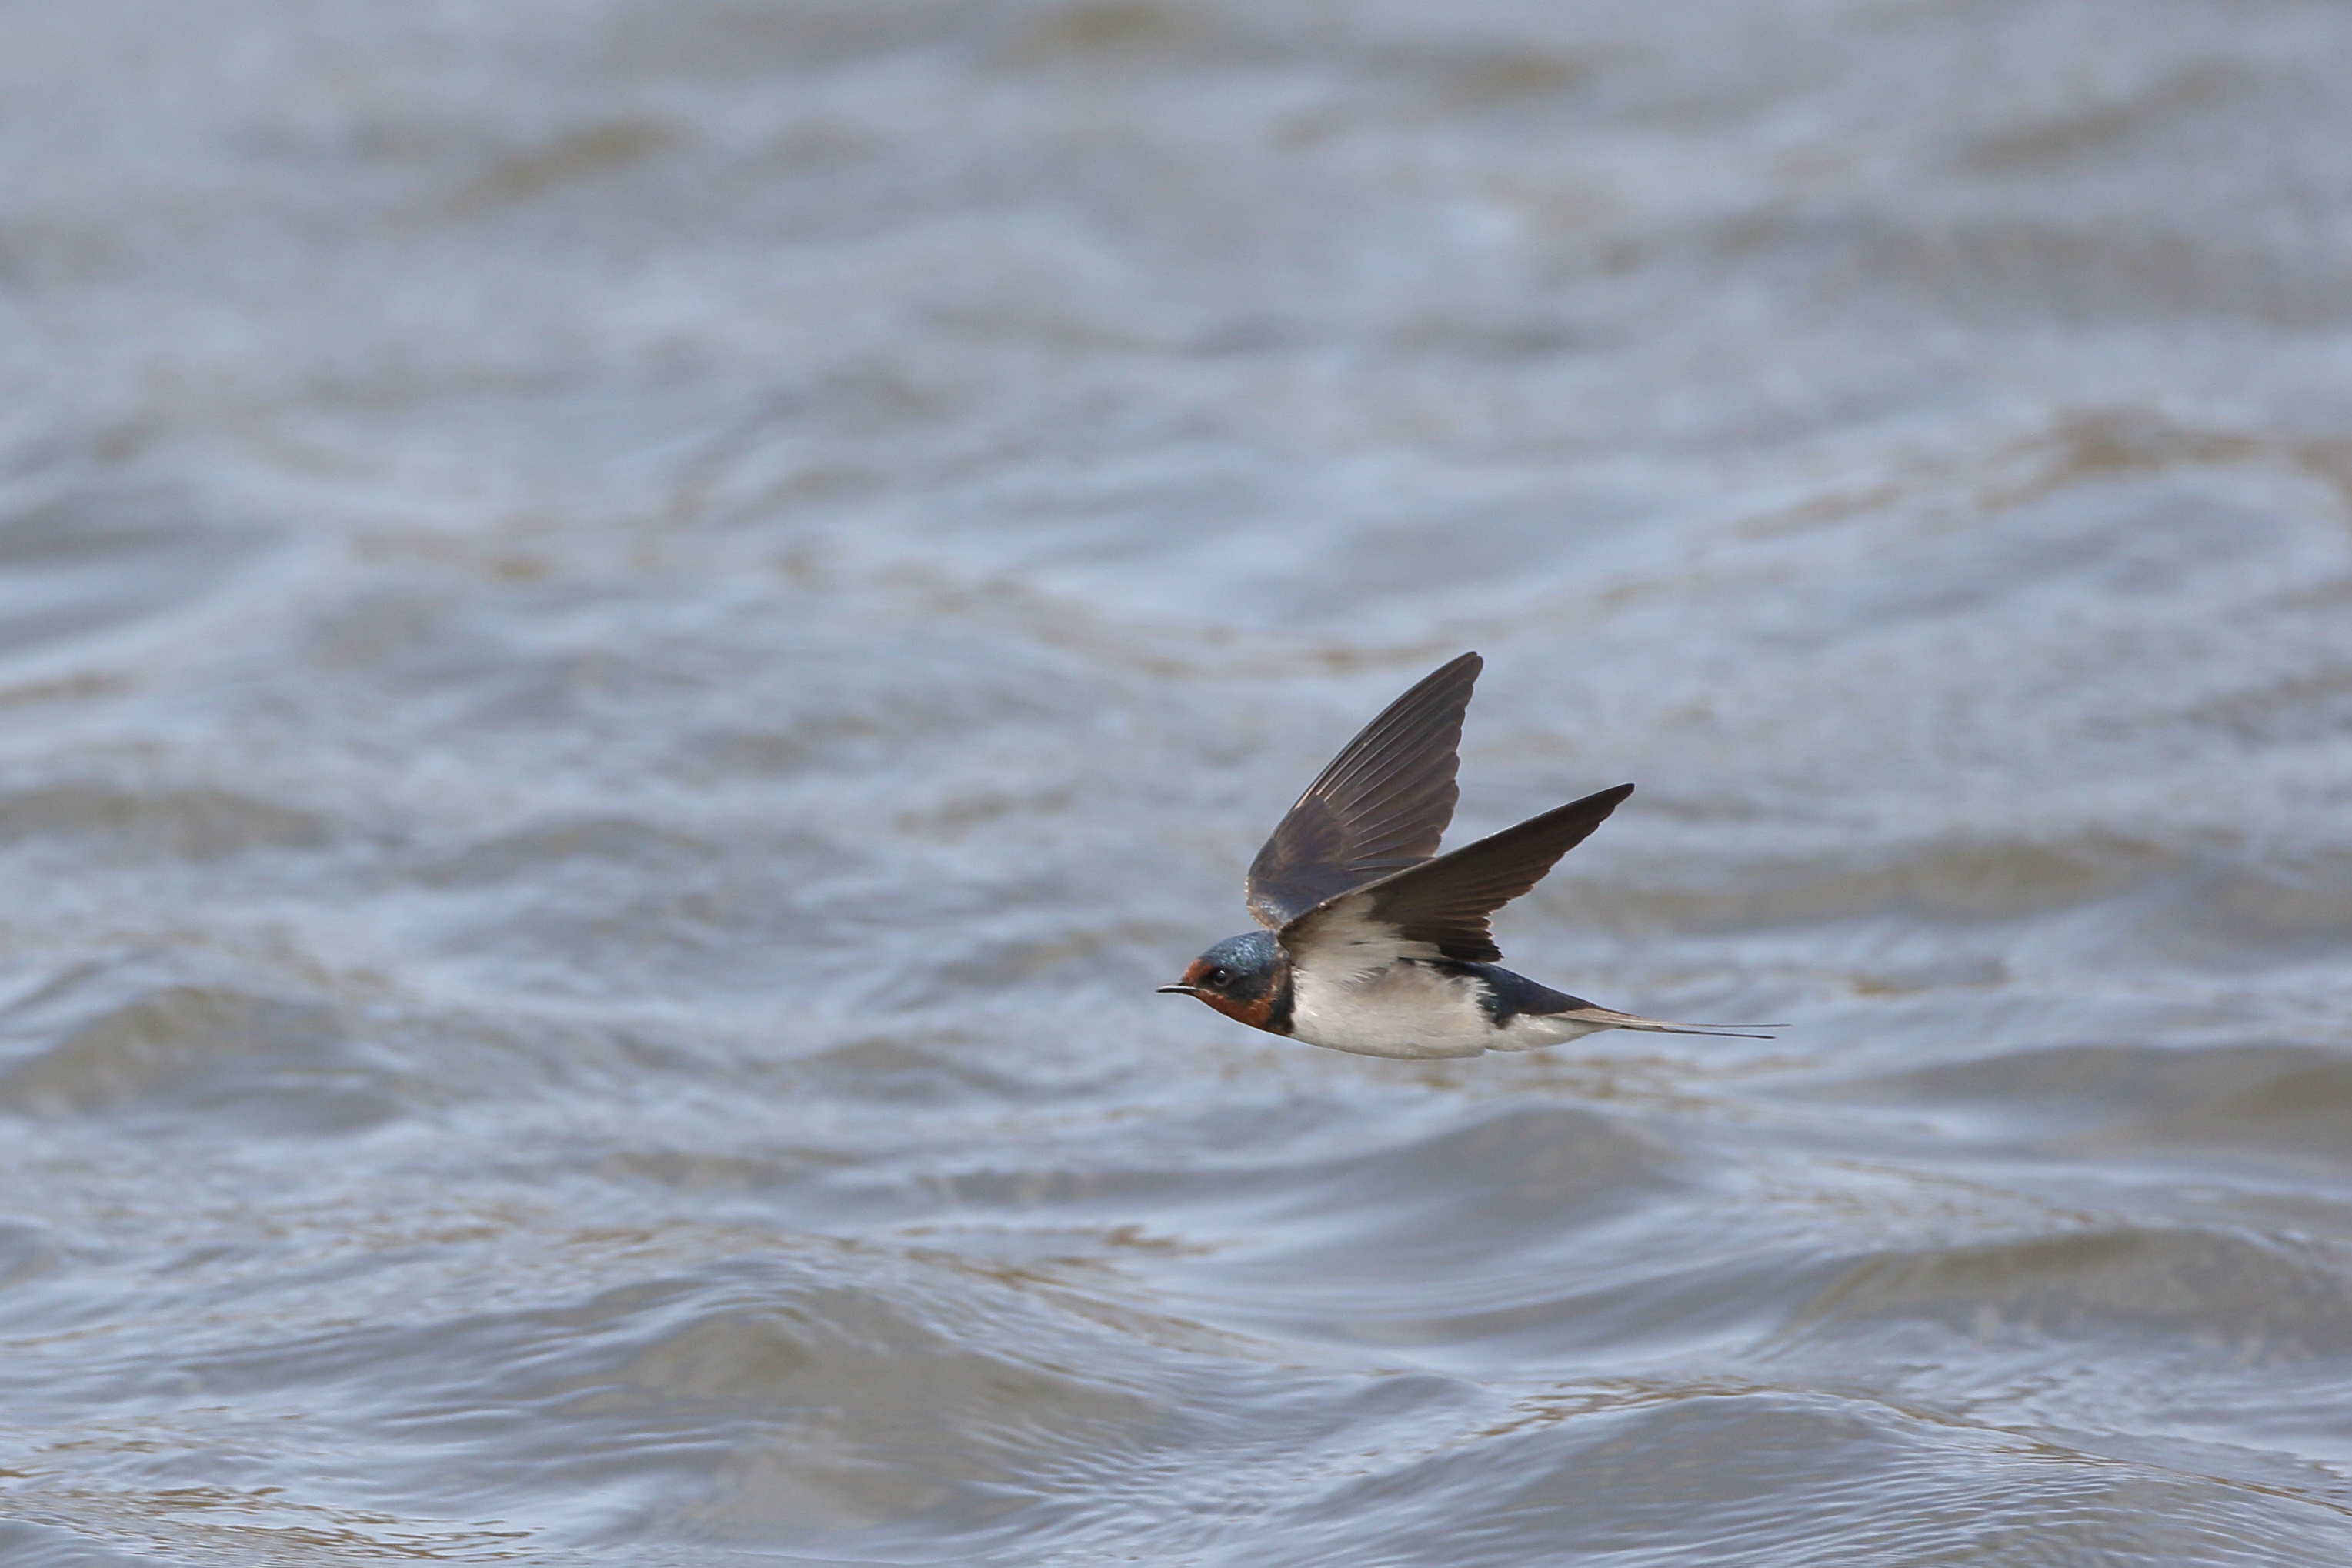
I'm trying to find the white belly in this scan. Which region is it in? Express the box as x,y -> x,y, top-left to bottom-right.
1288,960 -> 1612,1059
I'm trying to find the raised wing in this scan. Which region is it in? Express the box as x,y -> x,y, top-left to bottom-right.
1245,652 -> 1482,930
1283,782 -> 1634,964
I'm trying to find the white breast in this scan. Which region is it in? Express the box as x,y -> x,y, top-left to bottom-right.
1288,959 -> 1500,1059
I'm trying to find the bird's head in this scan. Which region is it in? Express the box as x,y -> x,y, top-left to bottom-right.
1156,929 -> 1288,1033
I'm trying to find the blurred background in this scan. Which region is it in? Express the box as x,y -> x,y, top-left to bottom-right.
5,1 -> 2352,1563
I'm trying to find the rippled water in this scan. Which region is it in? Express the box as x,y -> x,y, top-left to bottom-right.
5,2 -> 2352,1563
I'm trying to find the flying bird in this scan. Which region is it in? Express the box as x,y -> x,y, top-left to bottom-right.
1159,652 -> 1773,1058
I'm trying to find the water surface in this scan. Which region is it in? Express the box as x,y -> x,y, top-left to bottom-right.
5,2 -> 2352,1563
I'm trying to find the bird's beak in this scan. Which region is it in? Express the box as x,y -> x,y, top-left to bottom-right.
1156,983 -> 1197,995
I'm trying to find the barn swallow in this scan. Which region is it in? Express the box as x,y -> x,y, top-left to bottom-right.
1159,652 -> 1774,1058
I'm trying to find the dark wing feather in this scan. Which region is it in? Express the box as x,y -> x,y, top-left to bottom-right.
1244,652 -> 1482,930
1286,782 -> 1634,963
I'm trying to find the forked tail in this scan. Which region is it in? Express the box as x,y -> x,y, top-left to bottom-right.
1563,1007 -> 1782,1041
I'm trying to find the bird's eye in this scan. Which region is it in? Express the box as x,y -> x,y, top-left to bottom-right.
1208,966 -> 1230,984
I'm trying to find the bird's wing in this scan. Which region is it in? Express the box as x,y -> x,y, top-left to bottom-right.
1244,652 -> 1483,930
1281,782 -> 1634,966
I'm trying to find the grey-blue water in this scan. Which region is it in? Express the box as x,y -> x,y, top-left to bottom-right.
5,2 -> 2352,1563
